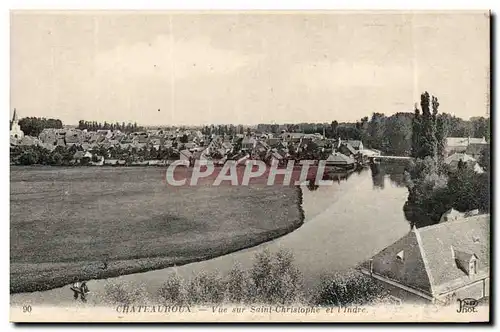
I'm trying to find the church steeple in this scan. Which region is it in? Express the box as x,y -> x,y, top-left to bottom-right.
10,108 -> 24,139
12,108 -> 18,123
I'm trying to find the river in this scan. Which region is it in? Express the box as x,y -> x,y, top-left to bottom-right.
11,164 -> 411,306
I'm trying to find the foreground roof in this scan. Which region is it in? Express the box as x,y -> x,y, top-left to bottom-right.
364,214 -> 489,297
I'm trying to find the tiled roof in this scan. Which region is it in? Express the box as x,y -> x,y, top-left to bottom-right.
366,214 -> 489,297
446,137 -> 487,148
466,143 -> 489,156
444,153 -> 476,165
340,143 -> 357,156
416,214 -> 489,295
347,140 -> 363,149
325,152 -> 354,165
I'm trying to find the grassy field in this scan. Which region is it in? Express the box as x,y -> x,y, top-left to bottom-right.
10,166 -> 304,293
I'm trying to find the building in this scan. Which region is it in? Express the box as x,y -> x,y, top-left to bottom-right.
359,215 -> 490,305
10,109 -> 24,139
338,142 -> 357,157
324,152 -> 355,168
445,137 -> 487,156
466,143 -> 490,160
241,136 -> 257,150
444,152 -> 484,173
346,140 -> 364,151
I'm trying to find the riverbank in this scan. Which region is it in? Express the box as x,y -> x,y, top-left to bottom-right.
10,167 -> 304,293
11,169 -> 411,305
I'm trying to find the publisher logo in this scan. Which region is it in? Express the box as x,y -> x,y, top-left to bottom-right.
456,298 -> 478,313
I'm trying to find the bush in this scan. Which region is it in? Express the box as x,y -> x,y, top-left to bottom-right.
225,263 -> 252,304
50,152 -> 63,165
19,150 -> 39,165
187,271 -> 226,305
313,269 -> 388,306
250,248 -> 303,304
154,249 -> 304,305
157,273 -> 185,305
270,249 -> 303,304
104,281 -> 146,306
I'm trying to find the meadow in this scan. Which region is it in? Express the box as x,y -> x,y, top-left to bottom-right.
10,166 -> 304,293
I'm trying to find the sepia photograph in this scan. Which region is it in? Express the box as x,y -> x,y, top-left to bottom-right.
8,9 -> 491,323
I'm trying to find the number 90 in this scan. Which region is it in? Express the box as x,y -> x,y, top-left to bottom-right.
22,305 -> 32,313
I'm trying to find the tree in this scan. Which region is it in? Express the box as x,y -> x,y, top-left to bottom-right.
314,269 -> 388,306
478,147 -> 490,173
50,152 -> 63,165
419,92 -> 437,159
330,121 -> 339,138
470,116 -> 490,141
411,105 -> 422,158
435,114 -> 448,163
19,150 -> 39,165
384,113 -> 412,156
18,117 -> 63,137
366,113 -> 386,149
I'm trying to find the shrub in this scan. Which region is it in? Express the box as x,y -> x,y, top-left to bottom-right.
270,249 -> 302,304
19,150 -> 38,165
104,281 -> 146,306
249,248 -> 303,304
313,269 -> 388,306
157,273 -> 185,305
250,249 -> 274,302
187,271 -> 225,305
225,262 -> 252,304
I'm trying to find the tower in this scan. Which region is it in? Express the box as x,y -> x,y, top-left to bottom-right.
10,108 -> 24,139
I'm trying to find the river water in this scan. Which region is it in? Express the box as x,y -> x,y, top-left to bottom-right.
11,165 -> 411,305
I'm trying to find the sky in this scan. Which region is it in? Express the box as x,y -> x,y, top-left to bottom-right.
10,11 -> 490,126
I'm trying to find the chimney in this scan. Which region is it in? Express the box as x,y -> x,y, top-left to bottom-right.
369,259 -> 374,276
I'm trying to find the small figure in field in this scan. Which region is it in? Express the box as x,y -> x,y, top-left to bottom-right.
71,280 -> 90,302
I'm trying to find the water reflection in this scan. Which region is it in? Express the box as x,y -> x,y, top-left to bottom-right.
372,172 -> 385,189
305,168 -> 356,191
369,162 -> 408,189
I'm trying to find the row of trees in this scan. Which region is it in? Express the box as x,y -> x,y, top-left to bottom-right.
18,117 -> 63,137
277,113 -> 489,157
103,249 -> 386,306
77,120 -> 144,133
404,91 -> 490,228
10,144 -> 184,166
201,125 -> 246,136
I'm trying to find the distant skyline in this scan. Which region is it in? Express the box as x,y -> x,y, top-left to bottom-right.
11,11 -> 490,126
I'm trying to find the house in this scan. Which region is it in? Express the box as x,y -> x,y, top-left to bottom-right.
360,148 -> 381,158
38,128 -> 60,145
466,143 -> 489,160
445,137 -> 487,156
183,142 -> 197,150
324,152 -> 355,167
439,208 -> 464,223
359,215 -> 490,305
338,143 -> 357,157
90,155 -> 104,166
347,140 -> 364,151
104,159 -> 126,166
179,149 -> 193,162
18,136 -> 40,146
65,130 -> 83,146
72,151 -> 93,164
241,136 -> 257,150
280,132 -> 306,143
444,153 -> 483,173
96,129 -> 113,139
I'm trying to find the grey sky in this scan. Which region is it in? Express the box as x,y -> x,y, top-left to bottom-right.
11,11 -> 490,126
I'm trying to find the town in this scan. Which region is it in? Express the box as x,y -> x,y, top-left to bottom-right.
8,109 -> 489,175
